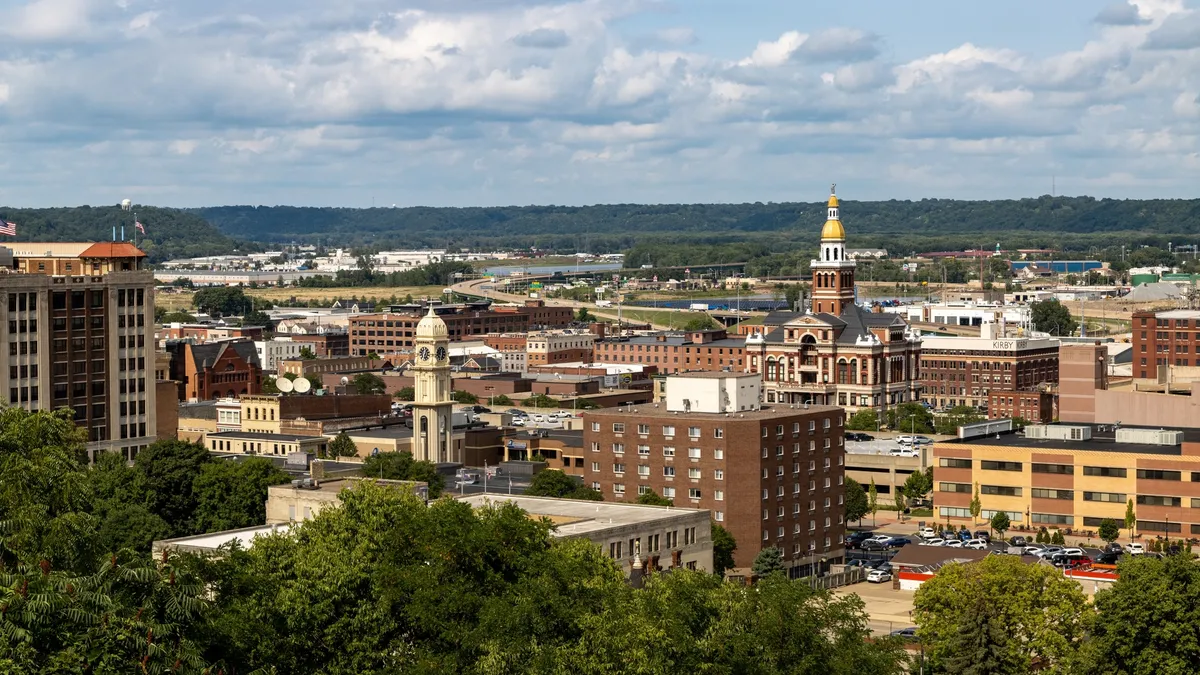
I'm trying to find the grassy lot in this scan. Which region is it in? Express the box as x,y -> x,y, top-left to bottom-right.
156,286 -> 449,313
592,307 -> 719,330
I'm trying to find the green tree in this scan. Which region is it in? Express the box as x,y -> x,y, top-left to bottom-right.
989,511 -> 1010,539
298,346 -> 317,359
193,286 -> 252,316
969,482 -> 983,523
941,596 -> 1026,675
846,409 -> 880,431
894,485 -> 907,521
133,439 -> 212,537
935,405 -> 985,435
575,307 -> 595,323
868,479 -> 879,526
636,491 -> 673,506
525,470 -> 602,501
328,431 -> 359,458
160,309 -> 197,323
844,478 -> 869,524
395,386 -> 415,401
1084,554 -> 1200,673
711,522 -> 737,578
903,470 -> 932,504
1051,530 -> 1065,545
1125,498 -> 1136,539
262,374 -> 280,394
350,372 -> 387,395
242,308 -> 274,329
886,402 -> 934,434
682,315 -> 719,331
191,457 -> 291,533
360,451 -> 445,498
1030,298 -> 1074,335
784,283 -> 803,310
491,394 -> 513,406
751,547 -> 786,578
1098,518 -> 1120,545
524,393 -> 560,408
913,554 -> 1090,673
451,390 -> 479,404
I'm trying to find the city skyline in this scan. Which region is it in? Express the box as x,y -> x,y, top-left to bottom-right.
0,0 -> 1197,207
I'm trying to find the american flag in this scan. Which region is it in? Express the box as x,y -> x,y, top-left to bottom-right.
135,220 -> 146,234
0,221 -> 15,236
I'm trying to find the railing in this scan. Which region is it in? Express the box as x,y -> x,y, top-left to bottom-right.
805,567 -> 866,590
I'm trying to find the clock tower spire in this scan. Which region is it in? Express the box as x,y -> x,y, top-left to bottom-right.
411,304 -> 455,463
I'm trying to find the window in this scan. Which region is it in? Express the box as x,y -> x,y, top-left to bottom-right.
1083,466 -> 1127,478
663,446 -> 675,457
1031,463 -> 1073,475
715,511 -> 723,521
637,445 -> 650,456
981,509 -> 1022,522
591,422 -> 600,432
940,506 -> 971,518
1031,488 -> 1074,500
1083,491 -> 1126,503
663,466 -> 676,477
714,448 -> 724,460
663,487 -> 675,498
1137,520 -> 1182,533
591,462 -> 600,472
1032,513 -> 1073,525
636,423 -> 649,434
980,460 -> 1022,472
688,468 -> 701,479
714,428 -> 723,438
613,423 -> 625,433
939,458 -> 972,469
688,447 -> 701,459
938,482 -> 972,493
689,488 -> 702,499
638,465 -> 650,477
613,484 -> 625,495
1137,469 -> 1181,481
714,490 -> 724,501
612,443 -> 625,454
688,426 -> 701,438
981,485 -> 1021,496
663,425 -> 675,436
1137,495 -> 1182,507
590,442 -> 599,452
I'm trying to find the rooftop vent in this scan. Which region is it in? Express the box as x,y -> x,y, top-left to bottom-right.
1025,425 -> 1091,441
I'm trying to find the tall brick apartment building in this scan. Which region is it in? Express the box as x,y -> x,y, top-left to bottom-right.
577,372 -> 848,576
591,329 -> 746,374
1131,309 -> 1200,379
919,334 -> 1059,412
348,300 -> 572,355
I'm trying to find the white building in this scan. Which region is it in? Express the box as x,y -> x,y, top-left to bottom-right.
665,372 -> 761,414
255,338 -> 303,373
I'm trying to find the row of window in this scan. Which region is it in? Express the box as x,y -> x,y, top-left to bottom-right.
764,496 -> 844,519
590,443 -> 722,460
937,458 -> 1197,482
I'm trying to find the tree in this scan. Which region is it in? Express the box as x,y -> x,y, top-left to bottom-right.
969,482 -> 983,523
262,374 -> 280,394
989,511 -> 1010,539
361,451 -> 445,498
682,315 -> 719,331
751,547 -> 785,578
903,470 -> 932,505
711,522 -> 737,577
350,372 -> 387,395
1084,554 -> 1200,673
193,286 -> 252,316
1125,498 -> 1136,539
524,393 -> 560,408
298,346 -> 317,359
894,485 -> 907,521
328,431 -> 359,458
868,479 -> 879,526
575,307 -> 595,323
935,405 -> 985,435
913,554 -> 1090,673
1099,518 -> 1120,545
133,439 -> 212,537
395,386 -> 415,401
525,470 -> 602,501
160,310 -> 197,323
844,478 -> 869,524
1051,530 -> 1065,545
491,394 -> 513,406
242,308 -> 274,329
451,390 -> 479,404
941,596 -> 1026,675
784,283 -> 803,310
636,491 -> 673,506
846,409 -> 880,431
191,457 -> 291,533
886,402 -> 934,433
1030,298 -> 1074,336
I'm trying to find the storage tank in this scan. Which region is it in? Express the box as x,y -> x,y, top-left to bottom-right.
1130,273 -> 1159,287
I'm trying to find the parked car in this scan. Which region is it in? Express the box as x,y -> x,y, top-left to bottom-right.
1102,542 -> 1123,553
920,538 -> 945,547
845,559 -> 873,569
845,432 -> 875,442
861,539 -> 890,551
889,448 -> 919,457
1052,553 -> 1092,568
890,627 -> 919,641
896,435 -> 934,446
919,527 -> 937,539
1032,546 -> 1064,559
511,417 -> 526,427
1094,551 -> 1122,565
460,405 -> 492,415
550,411 -> 574,419
1062,547 -> 1085,556
886,537 -> 913,548
1008,536 -> 1028,547
974,530 -> 991,542
532,414 -> 546,423
871,561 -> 894,573
866,569 -> 893,584
846,531 -> 874,548
1127,543 -> 1145,555
964,539 -> 988,550
943,540 -> 964,548
505,408 -> 528,417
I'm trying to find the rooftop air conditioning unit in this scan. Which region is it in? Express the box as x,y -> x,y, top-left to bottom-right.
1116,428 -> 1184,446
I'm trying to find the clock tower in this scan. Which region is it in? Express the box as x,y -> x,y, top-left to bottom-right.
411,305 -> 455,463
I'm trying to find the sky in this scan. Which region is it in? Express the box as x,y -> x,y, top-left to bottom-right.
0,0 -> 1198,207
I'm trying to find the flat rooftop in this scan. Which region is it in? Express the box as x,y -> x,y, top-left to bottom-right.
457,494 -> 707,537
668,371 -> 758,380
584,402 -> 841,420
208,431 -> 320,442
155,522 -> 295,552
945,423 -> 1200,456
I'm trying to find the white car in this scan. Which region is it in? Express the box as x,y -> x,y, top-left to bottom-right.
943,540 -> 964,548
532,414 -> 545,423
1062,547 -> 1085,556
920,538 -> 945,547
1023,545 -> 1045,556
869,534 -> 892,542
889,448 -> 919,457
919,527 -> 937,539
964,539 -> 988,550
866,569 -> 893,583
511,417 -> 526,427
1033,546 -> 1064,559
1127,543 -> 1145,555
550,411 -> 573,419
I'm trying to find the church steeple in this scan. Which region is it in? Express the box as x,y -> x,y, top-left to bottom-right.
810,184 -> 856,316
411,304 -> 456,463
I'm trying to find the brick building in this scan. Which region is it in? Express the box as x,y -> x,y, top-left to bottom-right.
285,333 -> 350,357
1,242 -> 157,460
166,340 -> 263,402
919,335 -> 1059,411
347,300 -> 573,356
482,333 -> 528,372
527,330 -> 595,367
158,324 -> 265,342
1132,309 -> 1200,378
988,389 -> 1055,423
239,393 -> 393,434
576,372 -> 847,575
591,329 -> 746,374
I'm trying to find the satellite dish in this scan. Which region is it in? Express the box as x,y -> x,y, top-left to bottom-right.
340,376 -> 350,385
293,378 -> 312,394
276,378 -> 294,393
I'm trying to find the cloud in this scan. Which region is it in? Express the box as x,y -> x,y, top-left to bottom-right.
1094,1 -> 1150,25
795,28 -> 880,63
512,27 -> 570,49
1144,11 -> 1200,48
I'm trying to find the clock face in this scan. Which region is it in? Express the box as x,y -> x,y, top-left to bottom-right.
436,347 -> 447,361
418,346 -> 431,361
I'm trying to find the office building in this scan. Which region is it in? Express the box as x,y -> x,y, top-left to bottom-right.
745,187 -> 921,414
1,242 -> 157,460
591,329 -> 746,374
347,300 -> 573,356
919,333 -> 1058,411
1131,309 -> 1200,378
933,423 -> 1200,537
255,338 -> 303,373
577,372 -> 847,575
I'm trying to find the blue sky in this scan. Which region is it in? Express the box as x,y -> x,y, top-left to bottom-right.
0,0 -> 1197,207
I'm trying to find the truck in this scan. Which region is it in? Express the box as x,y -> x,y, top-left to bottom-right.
689,303 -> 710,312
595,300 -> 613,308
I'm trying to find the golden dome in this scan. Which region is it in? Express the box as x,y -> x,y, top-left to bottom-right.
821,218 -> 845,241
416,304 -> 449,339
827,194 -> 839,208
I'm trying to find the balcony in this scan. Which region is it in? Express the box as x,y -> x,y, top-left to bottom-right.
772,381 -> 836,393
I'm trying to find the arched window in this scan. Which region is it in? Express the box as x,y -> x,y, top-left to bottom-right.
420,416 -> 428,435
766,358 -> 777,381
